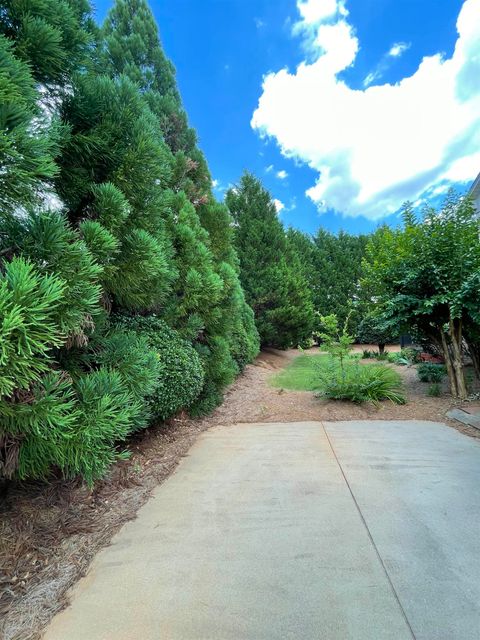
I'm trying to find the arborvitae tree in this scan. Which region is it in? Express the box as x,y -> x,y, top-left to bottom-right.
226,173 -> 314,348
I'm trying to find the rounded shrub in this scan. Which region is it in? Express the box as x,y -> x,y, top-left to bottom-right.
417,363 -> 446,383
113,315 -> 205,421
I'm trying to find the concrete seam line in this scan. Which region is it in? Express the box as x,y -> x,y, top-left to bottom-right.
320,421 -> 417,640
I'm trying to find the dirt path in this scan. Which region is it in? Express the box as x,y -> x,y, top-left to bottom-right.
0,348 -> 477,639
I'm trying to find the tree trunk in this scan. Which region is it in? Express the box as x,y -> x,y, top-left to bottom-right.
449,317 -> 467,399
440,329 -> 458,397
439,319 -> 467,400
378,343 -> 385,354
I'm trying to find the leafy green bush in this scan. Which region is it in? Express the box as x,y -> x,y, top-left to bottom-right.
113,315 -> 204,421
316,363 -> 405,406
386,352 -> 410,366
190,337 -> 237,417
417,363 -> 446,383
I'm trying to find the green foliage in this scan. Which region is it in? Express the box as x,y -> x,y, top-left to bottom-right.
417,363 -> 446,383
386,352 -> 410,366
287,227 -> 368,336
385,348 -> 421,365
0,258 -> 65,398
227,173 -> 314,348
10,211 -> 103,335
0,35 -> 59,214
113,315 -> 204,421
316,363 -> 405,406
362,194 -> 480,398
356,313 -> 398,348
0,0 -> 259,485
427,383 -> 441,397
0,0 -> 94,87
317,313 -> 354,371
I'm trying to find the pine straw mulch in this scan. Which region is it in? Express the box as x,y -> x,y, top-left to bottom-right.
1,348 -> 479,640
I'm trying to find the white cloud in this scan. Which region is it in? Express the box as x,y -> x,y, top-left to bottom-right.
363,70 -> 380,88
212,179 -> 219,188
296,0 -> 347,25
388,41 -> 410,57
255,17 -> 266,29
273,198 -> 285,213
252,0 -> 480,219
265,164 -> 274,173
276,169 -> 288,179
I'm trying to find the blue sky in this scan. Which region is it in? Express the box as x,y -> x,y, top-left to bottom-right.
94,0 -> 479,235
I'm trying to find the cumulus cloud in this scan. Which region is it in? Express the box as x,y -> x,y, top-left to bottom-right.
273,198 -> 285,213
252,0 -> 480,219
277,169 -> 288,179
265,164 -> 274,173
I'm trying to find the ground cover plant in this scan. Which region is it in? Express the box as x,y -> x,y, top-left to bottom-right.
417,363 -> 447,383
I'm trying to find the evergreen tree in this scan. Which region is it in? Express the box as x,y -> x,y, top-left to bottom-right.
0,35 -> 58,215
0,0 -> 94,88
101,0 -> 259,411
56,73 -> 176,310
226,173 -> 314,348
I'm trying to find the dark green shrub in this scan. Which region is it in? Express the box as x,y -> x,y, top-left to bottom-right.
228,296 -> 260,371
417,363 -> 446,383
356,313 -> 398,351
113,315 -> 204,421
316,363 -> 405,406
190,337 -> 238,417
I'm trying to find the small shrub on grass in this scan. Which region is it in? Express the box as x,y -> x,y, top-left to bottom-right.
316,363 -> 405,406
427,383 -> 441,397
417,363 -> 446,383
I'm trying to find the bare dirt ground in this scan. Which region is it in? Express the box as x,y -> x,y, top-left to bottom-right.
1,347 -> 478,640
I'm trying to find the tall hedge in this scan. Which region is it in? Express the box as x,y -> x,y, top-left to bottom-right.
0,0 -> 258,484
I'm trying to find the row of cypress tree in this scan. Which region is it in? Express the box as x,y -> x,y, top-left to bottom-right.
0,0 -> 260,483
227,173 -> 370,346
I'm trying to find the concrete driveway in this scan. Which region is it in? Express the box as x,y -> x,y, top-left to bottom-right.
44,421 -> 480,640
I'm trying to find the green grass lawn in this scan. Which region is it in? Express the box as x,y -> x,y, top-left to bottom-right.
269,354 -> 329,391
